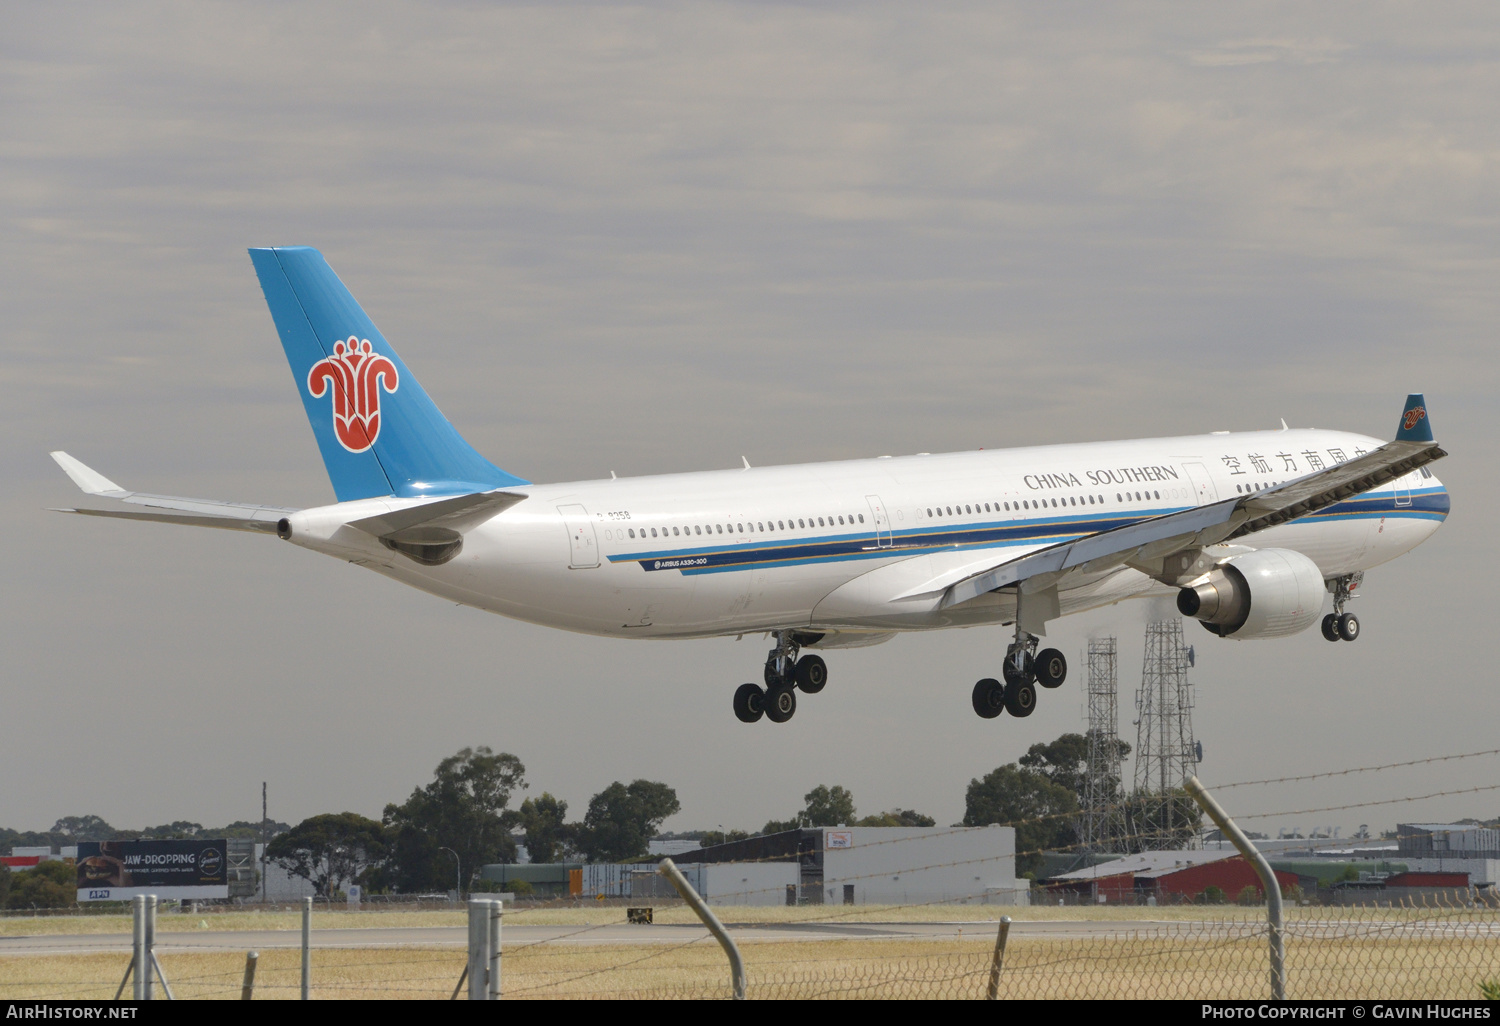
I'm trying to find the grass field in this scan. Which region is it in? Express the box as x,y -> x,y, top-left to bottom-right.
4,928 -> 1498,1000
0,899 -> 1443,936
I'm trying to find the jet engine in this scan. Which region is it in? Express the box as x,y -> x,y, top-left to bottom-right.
1176,548 -> 1324,639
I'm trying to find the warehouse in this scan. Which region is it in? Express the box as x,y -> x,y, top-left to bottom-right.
687,825 -> 1023,905
1045,850 -> 1296,904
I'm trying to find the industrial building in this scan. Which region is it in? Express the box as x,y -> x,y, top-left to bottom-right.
479,825 -> 1022,906
685,825 -> 1023,906
1044,850 -> 1297,904
1396,824 -> 1500,888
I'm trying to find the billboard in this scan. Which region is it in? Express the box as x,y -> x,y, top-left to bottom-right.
76,839 -> 229,901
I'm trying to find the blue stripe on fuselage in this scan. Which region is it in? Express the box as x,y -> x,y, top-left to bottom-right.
607,486 -> 1450,575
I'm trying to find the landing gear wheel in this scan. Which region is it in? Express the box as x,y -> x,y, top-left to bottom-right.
1321,614 -> 1341,642
1337,613 -> 1360,642
971,678 -> 1006,719
794,654 -> 828,694
765,686 -> 797,723
733,683 -> 766,723
1035,648 -> 1067,689
1002,652 -> 1034,687
1004,679 -> 1037,718
764,662 -> 789,688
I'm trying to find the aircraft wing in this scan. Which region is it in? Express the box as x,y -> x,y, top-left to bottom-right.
940,395 -> 1446,610
50,451 -> 296,534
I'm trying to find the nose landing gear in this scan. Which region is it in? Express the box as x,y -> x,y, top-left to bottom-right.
735,631 -> 829,724
971,628 -> 1066,721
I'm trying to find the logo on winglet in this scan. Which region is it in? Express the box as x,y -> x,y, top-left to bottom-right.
1402,406 -> 1426,432
307,337 -> 399,453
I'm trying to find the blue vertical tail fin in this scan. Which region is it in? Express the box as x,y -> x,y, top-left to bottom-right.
249,247 -> 527,502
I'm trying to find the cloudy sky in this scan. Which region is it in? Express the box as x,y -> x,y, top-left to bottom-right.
4,3 -> 1497,842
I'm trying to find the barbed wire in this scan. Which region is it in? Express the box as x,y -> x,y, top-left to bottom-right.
1208,746 -> 1500,790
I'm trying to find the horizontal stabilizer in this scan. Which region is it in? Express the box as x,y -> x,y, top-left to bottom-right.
49,451 -> 296,533
347,490 -> 528,540
54,507 -> 282,533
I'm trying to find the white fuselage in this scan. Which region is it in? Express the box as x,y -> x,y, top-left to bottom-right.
284,427 -> 1449,641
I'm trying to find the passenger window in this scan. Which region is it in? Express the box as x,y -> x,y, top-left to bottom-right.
649,528 -> 657,537
629,528 -> 636,538
716,524 -> 723,534
1154,491 -> 1160,500
1003,502 -> 1010,511
694,525 -> 701,535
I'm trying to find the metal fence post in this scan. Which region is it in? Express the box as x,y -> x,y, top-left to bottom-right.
487,899 -> 502,1000
986,915 -> 1012,999
241,951 -> 258,1000
301,896 -> 312,1000
659,858 -> 745,1000
1186,775 -> 1285,1000
131,895 -> 146,1001
467,898 -> 490,1000
142,895 -> 156,1001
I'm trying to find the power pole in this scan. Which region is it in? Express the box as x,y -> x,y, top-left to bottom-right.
1132,619 -> 1198,851
1082,637 -> 1128,852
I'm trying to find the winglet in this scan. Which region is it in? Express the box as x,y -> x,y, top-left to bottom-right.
1395,393 -> 1434,443
50,452 -> 126,496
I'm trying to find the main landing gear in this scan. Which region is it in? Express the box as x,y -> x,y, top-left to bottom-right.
972,629 -> 1067,720
1321,573 -> 1362,643
734,631 -> 828,724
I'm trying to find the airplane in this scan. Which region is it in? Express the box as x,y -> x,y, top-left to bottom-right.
50,247 -> 1450,726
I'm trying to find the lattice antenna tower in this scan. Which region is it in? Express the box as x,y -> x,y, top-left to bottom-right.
1132,618 -> 1199,850
1082,636 -> 1129,852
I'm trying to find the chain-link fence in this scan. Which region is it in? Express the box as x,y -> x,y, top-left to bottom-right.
2,893 -> 1497,1000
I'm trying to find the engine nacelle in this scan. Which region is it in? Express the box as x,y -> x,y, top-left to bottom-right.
1176,548 -> 1324,640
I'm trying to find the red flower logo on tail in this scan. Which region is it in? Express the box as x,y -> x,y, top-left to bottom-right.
307,337 -> 399,453
1402,406 -> 1426,432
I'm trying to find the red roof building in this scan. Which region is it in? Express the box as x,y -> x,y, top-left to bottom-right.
1045,850 -> 1298,904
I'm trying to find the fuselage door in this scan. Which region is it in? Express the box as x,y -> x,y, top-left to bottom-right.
1395,473 -> 1412,507
1183,462 -> 1219,506
558,504 -> 600,568
866,495 -> 892,547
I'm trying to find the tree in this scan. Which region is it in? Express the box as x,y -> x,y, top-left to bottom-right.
266,813 -> 387,897
802,785 -> 857,827
699,829 -> 751,848
0,864 -> 9,908
51,816 -> 115,841
210,819 -> 290,840
575,780 -> 681,862
760,818 -> 801,835
964,764 -> 1078,876
140,821 -> 203,839
518,793 -> 574,864
382,747 -> 527,892
5,860 -> 74,909
856,809 -> 936,827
